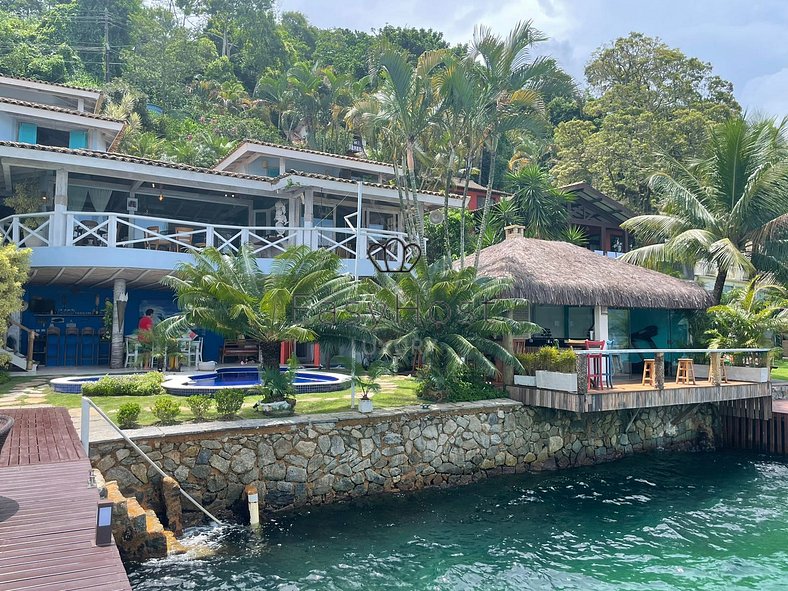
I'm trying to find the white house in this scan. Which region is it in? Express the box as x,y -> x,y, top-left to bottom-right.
0,76 -> 456,370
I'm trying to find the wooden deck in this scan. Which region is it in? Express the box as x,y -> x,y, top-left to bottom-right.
0,408 -> 132,591
508,378 -> 771,413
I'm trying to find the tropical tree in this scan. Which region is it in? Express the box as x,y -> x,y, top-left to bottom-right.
622,116 -> 788,305
506,163 -> 572,239
160,245 -> 361,351
705,275 -> 788,349
470,20 -> 556,267
364,257 -> 537,384
347,41 -> 449,249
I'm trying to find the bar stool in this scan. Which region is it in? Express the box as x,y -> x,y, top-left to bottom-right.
63,326 -> 80,366
676,358 -> 696,385
80,326 -> 98,366
45,326 -> 61,366
585,340 -> 606,390
641,359 -> 656,387
97,327 -> 110,365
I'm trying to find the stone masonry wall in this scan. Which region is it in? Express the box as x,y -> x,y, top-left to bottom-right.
90,400 -> 716,520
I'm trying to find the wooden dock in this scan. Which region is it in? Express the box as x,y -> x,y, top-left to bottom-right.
721,398 -> 788,455
0,407 -> 132,591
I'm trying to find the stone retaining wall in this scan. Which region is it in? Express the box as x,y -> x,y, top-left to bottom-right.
773,383 -> 788,400
90,400 -> 716,519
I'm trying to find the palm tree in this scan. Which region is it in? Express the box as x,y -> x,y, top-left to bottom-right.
160,246 -> 360,355
622,116 -> 788,304
506,164 -> 572,239
470,21 -> 556,267
706,274 -> 788,349
365,257 -> 537,384
348,42 -> 449,247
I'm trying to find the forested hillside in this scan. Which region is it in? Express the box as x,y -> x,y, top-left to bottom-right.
0,1 -> 741,220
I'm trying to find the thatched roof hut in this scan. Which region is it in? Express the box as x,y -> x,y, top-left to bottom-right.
460,227 -> 711,309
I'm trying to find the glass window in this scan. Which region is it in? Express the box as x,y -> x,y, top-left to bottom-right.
608,308 -> 630,349
568,306 -> 594,339
532,305 -> 565,339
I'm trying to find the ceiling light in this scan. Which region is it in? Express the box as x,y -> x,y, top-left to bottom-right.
158,193 -> 164,202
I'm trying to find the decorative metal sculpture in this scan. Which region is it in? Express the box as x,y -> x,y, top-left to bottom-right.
367,237 -> 421,273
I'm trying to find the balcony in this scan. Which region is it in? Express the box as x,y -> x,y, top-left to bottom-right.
0,211 -> 408,280
508,348 -> 774,414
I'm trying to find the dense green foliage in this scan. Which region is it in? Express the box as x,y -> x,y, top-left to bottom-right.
81,372 -> 164,396
0,244 -> 30,335
151,396 -> 180,424
214,388 -> 244,417
516,347 -> 577,376
416,367 -> 504,403
185,394 -> 213,421
116,401 -> 141,428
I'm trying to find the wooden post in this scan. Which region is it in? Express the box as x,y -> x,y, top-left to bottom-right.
655,352 -> 665,390
575,354 -> 588,396
502,311 -> 515,386
244,484 -> 260,530
709,352 -> 722,386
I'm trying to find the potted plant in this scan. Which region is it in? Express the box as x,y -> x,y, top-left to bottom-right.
519,347 -> 578,392
514,351 -> 537,387
351,360 -> 391,413
252,363 -> 297,416
7,179 -> 47,245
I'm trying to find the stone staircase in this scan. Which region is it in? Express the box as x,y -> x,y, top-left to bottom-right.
95,470 -> 185,560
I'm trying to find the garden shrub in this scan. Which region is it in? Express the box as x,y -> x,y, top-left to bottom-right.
215,388 -> 244,418
516,347 -> 576,374
116,402 -> 141,429
416,368 -> 504,403
81,372 -> 165,397
151,397 -> 180,425
186,395 -> 213,421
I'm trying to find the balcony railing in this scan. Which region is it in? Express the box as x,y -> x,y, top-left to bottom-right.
0,211 -> 407,261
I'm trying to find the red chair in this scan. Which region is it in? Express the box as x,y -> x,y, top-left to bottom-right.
585,340 -> 606,390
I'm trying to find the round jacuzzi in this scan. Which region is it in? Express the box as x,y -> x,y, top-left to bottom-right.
163,366 -> 351,396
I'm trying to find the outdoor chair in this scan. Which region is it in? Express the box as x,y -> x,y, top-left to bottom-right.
0,414 -> 14,455
642,359 -> 656,387
174,226 -> 194,252
124,336 -> 141,368
145,226 -> 170,251
585,340 -> 607,390
45,325 -> 61,366
676,358 -> 696,385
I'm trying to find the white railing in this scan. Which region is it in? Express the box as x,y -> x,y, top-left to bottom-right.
0,211 -> 407,261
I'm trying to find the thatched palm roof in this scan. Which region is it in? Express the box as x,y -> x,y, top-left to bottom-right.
460,232 -> 711,309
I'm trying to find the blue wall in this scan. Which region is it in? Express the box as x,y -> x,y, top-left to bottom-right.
21,285 -> 223,366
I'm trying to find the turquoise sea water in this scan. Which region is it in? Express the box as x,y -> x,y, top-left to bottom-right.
128,451 -> 788,590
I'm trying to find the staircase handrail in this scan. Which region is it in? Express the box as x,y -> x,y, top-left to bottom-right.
80,397 -> 223,526
7,318 -> 35,371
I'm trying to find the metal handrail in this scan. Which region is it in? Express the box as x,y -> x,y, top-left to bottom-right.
573,348 -> 772,355
80,397 -> 222,526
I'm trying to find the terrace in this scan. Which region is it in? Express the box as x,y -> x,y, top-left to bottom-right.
508,348 -> 773,414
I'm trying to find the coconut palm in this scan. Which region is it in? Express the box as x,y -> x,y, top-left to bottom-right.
470,21 -> 557,267
160,246 -> 361,352
365,257 -> 537,382
622,116 -> 788,304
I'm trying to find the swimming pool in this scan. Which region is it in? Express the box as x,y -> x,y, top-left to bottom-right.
50,374 -> 144,393
162,366 -> 351,395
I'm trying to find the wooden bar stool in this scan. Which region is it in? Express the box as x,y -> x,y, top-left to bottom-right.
676,358 -> 696,385
641,359 -> 656,387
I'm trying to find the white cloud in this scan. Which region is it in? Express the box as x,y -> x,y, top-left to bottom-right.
740,68 -> 788,117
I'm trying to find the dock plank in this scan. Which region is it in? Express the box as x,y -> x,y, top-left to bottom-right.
0,408 -> 132,591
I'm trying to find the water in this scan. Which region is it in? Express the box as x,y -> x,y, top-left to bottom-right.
188,368 -> 344,388
128,451 -> 788,590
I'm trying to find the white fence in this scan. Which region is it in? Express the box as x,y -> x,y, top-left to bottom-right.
0,211 -> 408,262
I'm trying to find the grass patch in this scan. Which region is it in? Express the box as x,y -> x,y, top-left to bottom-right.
773,359 -> 788,381
44,375 -> 423,427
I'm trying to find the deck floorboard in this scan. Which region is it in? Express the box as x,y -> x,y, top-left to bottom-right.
0,408 -> 132,591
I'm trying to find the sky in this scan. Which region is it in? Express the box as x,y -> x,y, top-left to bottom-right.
276,0 -> 788,116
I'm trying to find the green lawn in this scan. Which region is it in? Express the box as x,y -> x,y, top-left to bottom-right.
773,359 -> 788,381
44,375 -> 421,428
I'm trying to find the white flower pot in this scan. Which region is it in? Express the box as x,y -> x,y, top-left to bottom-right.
358,398 -> 374,413
535,370 -> 578,393
514,375 -> 536,387
197,361 -> 216,371
692,364 -> 769,383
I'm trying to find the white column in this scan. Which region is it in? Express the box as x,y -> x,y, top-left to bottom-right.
288,195 -> 300,245
110,278 -> 127,369
303,189 -> 315,249
52,168 -> 68,246
594,305 -> 609,343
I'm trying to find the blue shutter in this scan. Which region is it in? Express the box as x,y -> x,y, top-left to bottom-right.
17,122 -> 37,144
69,130 -> 88,149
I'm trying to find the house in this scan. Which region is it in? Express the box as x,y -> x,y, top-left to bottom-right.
464,226 -> 769,413
0,76 -> 456,370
